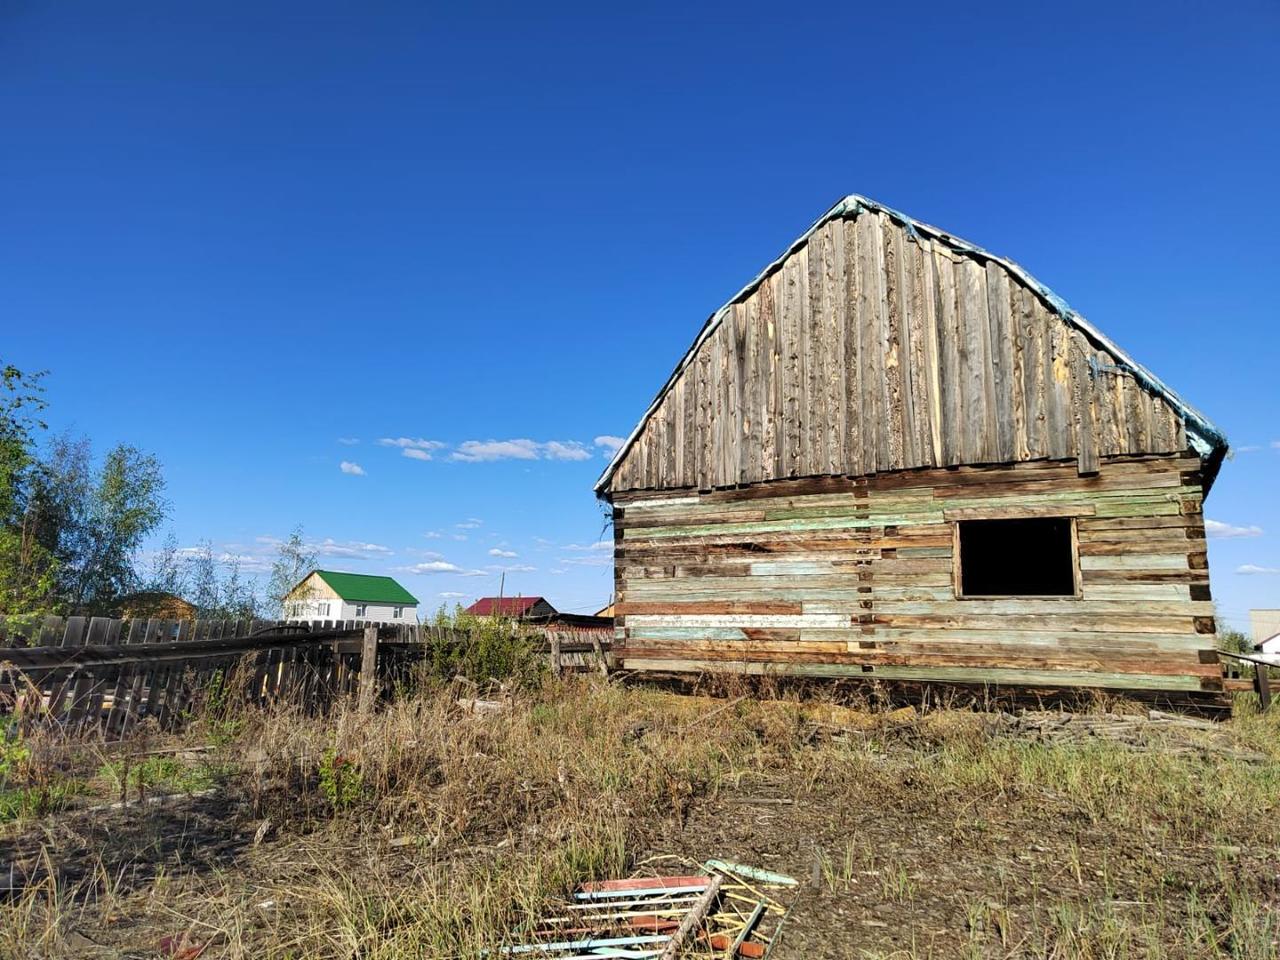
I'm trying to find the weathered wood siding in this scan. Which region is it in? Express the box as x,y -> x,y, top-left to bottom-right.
612,455 -> 1223,704
605,210 -> 1189,494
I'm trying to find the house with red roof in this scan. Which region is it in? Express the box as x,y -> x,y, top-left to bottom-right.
464,596 -> 557,619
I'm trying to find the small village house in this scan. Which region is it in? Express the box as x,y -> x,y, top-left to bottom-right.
284,570 -> 418,624
465,596 -> 558,620
597,195 -> 1229,708
1250,609 -> 1280,653
465,596 -> 614,632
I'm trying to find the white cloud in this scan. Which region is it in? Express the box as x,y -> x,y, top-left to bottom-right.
489,548 -> 518,558
564,540 -> 612,552
542,441 -> 592,461
315,538 -> 391,558
1237,564 -> 1280,575
399,561 -> 468,575
379,437 -> 445,451
256,535 -> 391,559
561,554 -> 612,567
339,461 -> 365,476
450,439 -> 592,462
402,448 -> 432,461
1272,441 -> 1280,450
489,563 -> 537,573
338,437 -> 360,445
438,591 -> 467,599
403,548 -> 445,559
1234,445 -> 1262,454
456,519 -> 483,529
1206,519 -> 1264,539
423,531 -> 443,540
594,435 -> 626,454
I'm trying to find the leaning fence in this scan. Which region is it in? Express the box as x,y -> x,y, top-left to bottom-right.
0,615 -> 614,738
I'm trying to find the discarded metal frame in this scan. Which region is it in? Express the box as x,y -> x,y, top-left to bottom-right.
497,860 -> 799,958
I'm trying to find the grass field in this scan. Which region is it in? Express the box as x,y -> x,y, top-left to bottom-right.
1,673 -> 1277,959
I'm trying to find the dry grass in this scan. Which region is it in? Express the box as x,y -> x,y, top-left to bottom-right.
0,675 -> 1277,958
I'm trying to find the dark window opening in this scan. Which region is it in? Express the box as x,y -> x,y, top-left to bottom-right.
957,517 -> 1077,598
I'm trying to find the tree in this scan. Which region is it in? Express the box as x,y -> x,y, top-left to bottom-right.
185,540 -> 260,620
0,363 -> 58,613
145,532 -> 190,598
266,525 -> 317,617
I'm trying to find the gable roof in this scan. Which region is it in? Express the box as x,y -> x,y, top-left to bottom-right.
465,596 -> 554,617
311,570 -> 418,605
596,194 -> 1228,496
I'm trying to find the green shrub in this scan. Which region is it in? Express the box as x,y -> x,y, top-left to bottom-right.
319,745 -> 365,812
422,606 -> 545,688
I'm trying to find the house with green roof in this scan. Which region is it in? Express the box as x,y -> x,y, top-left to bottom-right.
283,570 -> 419,624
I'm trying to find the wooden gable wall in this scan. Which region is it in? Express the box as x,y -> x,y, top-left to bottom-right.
605,209 -> 1189,495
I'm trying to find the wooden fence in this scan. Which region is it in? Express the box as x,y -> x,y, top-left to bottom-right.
0,616 -> 615,737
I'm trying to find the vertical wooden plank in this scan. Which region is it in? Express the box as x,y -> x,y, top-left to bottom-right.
881,215 -> 909,471
1016,286 -> 1045,460
47,616 -> 88,724
985,262 -> 1016,463
934,251 -> 963,466
745,292 -> 763,484
359,625 -> 379,711
904,233 -> 935,467
824,216 -> 848,474
956,260 -> 992,463
71,617 -> 113,732
732,302 -> 748,484
856,211 -> 882,473
794,243 -> 812,477
842,217 -> 864,476
696,346 -> 713,490
805,227 -> 828,477
1071,335 -> 1100,475
779,253 -> 801,477
1044,306 -> 1071,460
549,630 -> 562,677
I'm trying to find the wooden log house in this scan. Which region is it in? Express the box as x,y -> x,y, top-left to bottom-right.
596,196 -> 1230,708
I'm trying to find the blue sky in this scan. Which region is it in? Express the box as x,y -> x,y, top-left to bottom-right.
2,2 -> 1277,627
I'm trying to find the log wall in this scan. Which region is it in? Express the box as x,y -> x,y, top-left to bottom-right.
611,455 -> 1225,706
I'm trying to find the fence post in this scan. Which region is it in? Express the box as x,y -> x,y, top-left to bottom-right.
1257,666 -> 1273,712
549,631 -> 562,677
359,626 -> 379,711
590,632 -> 609,677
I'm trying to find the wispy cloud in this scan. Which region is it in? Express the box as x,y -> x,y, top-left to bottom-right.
543,441 -> 592,461
176,545 -> 276,574
379,437 -> 445,450
560,554 -> 612,567
594,435 -> 625,455
488,548 -> 518,558
423,531 -> 443,540
256,535 -> 391,559
438,591 -> 468,599
1206,519 -> 1264,539
564,541 -> 612,552
399,560 -> 467,574
456,519 -> 483,529
1237,564 -> 1280,575
402,448 -> 432,461
338,437 -> 360,445
489,563 -> 537,573
1272,441 -> 1280,450
339,461 -> 365,476
451,439 -> 592,462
